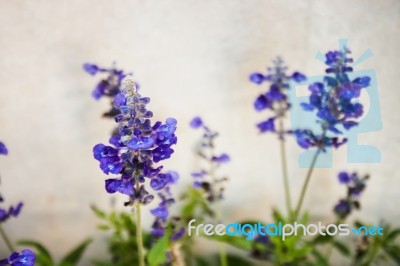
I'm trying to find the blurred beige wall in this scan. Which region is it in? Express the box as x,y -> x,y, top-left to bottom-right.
0,0 -> 399,264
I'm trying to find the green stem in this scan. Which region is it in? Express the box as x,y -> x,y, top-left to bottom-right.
135,201 -> 145,266
278,116 -> 292,216
215,200 -> 228,266
294,149 -> 320,219
0,224 -> 14,252
326,219 -> 344,262
219,242 -> 228,266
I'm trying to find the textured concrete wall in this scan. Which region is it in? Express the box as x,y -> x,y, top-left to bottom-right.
0,0 -> 399,264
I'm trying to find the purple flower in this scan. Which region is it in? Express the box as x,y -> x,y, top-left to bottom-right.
249,73 -> 265,84
0,202 -> 23,223
211,153 -> 230,164
150,173 -> 173,191
127,137 -> 155,150
83,63 -> 99,75
250,57 -> 306,138
190,116 -> 203,129
292,72 -> 306,82
0,141 -> 8,155
190,118 -> 229,203
105,179 -> 134,195
92,76 -> 178,206
150,206 -> 169,220
171,227 -> 186,241
333,171 -> 369,219
254,95 -> 270,111
257,118 -> 276,133
300,47 -> 370,150
334,200 -> 352,219
83,62 -> 130,120
0,249 -> 35,266
338,172 -> 352,184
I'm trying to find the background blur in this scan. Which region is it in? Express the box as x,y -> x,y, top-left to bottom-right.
0,0 -> 399,264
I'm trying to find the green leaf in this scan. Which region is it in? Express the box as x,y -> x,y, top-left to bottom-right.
17,240 -> 54,266
202,234 -> 252,251
97,224 -> 110,231
226,255 -> 253,266
333,241 -> 351,257
312,234 -> 334,244
311,250 -> 329,266
384,245 -> 400,264
91,205 -> 107,219
147,228 -> 171,266
386,228 -> 400,242
272,208 -> 286,224
59,238 -> 92,266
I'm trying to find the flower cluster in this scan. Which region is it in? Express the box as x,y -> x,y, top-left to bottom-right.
333,171 -> 369,219
0,142 -> 34,265
297,47 -> 371,150
150,171 -> 185,240
92,76 -> 178,208
83,63 -> 133,117
0,250 -> 35,266
190,117 -> 230,203
0,142 -> 24,223
0,141 -> 8,155
249,57 -> 306,137
0,202 -> 23,223
250,235 -> 274,261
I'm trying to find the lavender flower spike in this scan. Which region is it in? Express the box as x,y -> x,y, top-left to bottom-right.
92,75 -> 178,206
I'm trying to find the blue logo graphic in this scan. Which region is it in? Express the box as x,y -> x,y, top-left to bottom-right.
289,39 -> 382,168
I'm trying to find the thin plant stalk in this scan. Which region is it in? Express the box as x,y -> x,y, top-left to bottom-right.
293,149 -> 320,219
210,155 -> 228,266
215,201 -> 228,266
277,111 -> 292,216
135,181 -> 145,266
0,224 -> 14,252
294,127 -> 327,219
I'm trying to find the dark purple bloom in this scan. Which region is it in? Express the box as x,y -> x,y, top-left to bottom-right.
151,223 -> 165,238
292,72 -> 306,82
191,170 -> 206,178
353,76 -> 371,87
8,202 -> 23,217
171,227 -> 186,241
334,200 -> 352,219
152,146 -> 174,163
338,172 -> 351,184
190,117 -> 203,129
83,62 -> 129,102
211,153 -> 230,164
150,206 -> 169,220
249,73 -> 265,84
105,179 -> 134,195
150,173 -> 173,191
83,63 -> 99,75
0,202 -> 24,223
299,47 -> 370,150
0,250 -> 35,266
293,130 -> 315,149
127,137 -> 155,150
333,171 -> 369,219
190,118 -> 229,203
250,57 -> 306,138
254,95 -> 270,111
298,48 -> 370,150
257,118 -> 276,133
0,141 -> 8,155
92,76 -> 178,206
